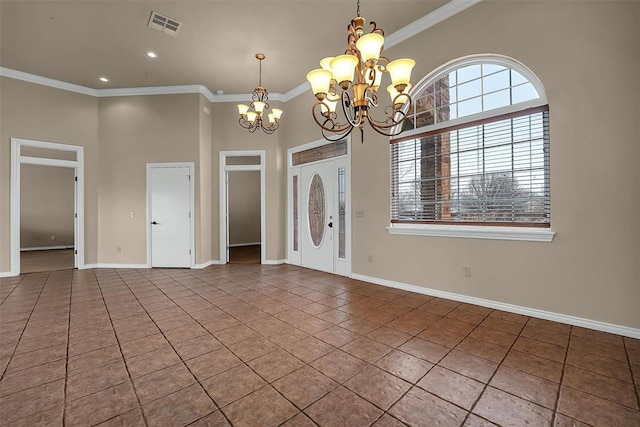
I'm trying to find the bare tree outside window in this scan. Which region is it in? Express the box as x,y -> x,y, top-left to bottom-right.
456,173 -> 533,222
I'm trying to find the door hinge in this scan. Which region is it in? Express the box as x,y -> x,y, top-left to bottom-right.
189,249 -> 192,254
188,212 -> 191,218
187,174 -> 191,181
75,176 -> 78,182
74,250 -> 77,255
74,213 -> 77,218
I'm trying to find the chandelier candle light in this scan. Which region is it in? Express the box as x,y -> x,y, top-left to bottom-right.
238,53 -> 283,134
306,0 -> 415,142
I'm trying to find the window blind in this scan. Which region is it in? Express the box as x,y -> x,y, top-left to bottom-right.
391,106 -> 550,226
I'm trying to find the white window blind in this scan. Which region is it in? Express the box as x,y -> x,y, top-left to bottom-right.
391,105 -> 550,226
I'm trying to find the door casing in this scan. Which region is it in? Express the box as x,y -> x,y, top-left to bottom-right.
8,138 -> 84,277
287,139 -> 351,277
219,151 -> 266,264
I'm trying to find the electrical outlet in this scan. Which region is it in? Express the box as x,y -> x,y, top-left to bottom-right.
463,266 -> 472,277
130,211 -> 135,218
50,235 -> 55,241
367,254 -> 373,263
116,246 -> 122,253
355,210 -> 365,218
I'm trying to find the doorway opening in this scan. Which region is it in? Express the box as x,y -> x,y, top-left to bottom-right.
219,151 -> 265,264
227,170 -> 261,264
21,165 -> 75,273
10,138 -> 85,277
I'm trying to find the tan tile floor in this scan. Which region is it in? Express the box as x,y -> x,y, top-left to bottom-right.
1,265 -> 639,426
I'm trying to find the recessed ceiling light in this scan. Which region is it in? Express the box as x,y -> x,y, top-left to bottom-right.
146,51 -> 158,58
99,76 -> 109,82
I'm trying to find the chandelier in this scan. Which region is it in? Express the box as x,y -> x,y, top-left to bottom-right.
306,0 -> 415,142
237,53 -> 283,134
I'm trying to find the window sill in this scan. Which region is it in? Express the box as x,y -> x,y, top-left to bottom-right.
387,223 -> 555,242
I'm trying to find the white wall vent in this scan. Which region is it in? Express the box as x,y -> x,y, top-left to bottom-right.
148,11 -> 182,36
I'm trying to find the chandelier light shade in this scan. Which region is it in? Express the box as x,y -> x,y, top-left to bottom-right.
306,0 -> 415,141
238,53 -> 283,134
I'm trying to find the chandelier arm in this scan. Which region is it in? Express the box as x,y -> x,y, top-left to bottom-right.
366,98 -> 412,131
322,125 -> 354,142
259,120 -> 278,134
377,56 -> 390,66
311,101 -> 352,135
369,21 -> 384,36
366,90 -> 379,108
365,114 -> 406,137
341,90 -> 362,128
239,117 -> 251,130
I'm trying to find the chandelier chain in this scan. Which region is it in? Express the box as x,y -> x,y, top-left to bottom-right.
356,0 -> 360,17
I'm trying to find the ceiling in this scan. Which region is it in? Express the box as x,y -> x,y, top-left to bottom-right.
0,1 -> 449,95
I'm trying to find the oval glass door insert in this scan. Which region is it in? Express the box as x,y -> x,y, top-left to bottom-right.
308,173 -> 325,247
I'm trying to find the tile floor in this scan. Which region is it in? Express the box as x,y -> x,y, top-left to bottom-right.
0,265 -> 639,426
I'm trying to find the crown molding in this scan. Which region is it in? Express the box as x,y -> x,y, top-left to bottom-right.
0,67 -> 99,97
385,0 -> 482,49
0,67 -> 284,103
97,84 -> 217,102
0,0 -> 482,103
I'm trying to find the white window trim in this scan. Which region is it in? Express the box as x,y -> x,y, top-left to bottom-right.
387,223 -> 554,242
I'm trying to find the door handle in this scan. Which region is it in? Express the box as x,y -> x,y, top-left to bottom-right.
152,221 -> 160,225
328,222 -> 333,228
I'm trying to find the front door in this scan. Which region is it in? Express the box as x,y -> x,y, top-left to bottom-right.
301,160 -> 336,273
149,165 -> 192,267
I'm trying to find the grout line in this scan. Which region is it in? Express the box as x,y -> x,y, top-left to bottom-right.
95,270 -> 150,427
0,277 -> 23,306
146,268 -> 366,423
61,270 -> 74,427
460,312 -> 527,425
622,338 -> 640,413
0,272 -> 49,381
550,325 -> 572,425
113,268 -> 234,427
159,268 -> 330,423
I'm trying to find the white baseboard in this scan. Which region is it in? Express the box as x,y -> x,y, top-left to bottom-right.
228,242 -> 261,248
81,263 -> 150,269
351,273 -> 640,339
262,259 -> 286,265
0,271 -> 15,278
192,260 -> 225,269
21,245 -> 74,251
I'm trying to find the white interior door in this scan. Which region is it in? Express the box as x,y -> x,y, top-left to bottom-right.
301,160 -> 335,273
149,166 -> 192,267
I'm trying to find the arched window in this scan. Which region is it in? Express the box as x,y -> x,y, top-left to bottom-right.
390,55 -> 550,234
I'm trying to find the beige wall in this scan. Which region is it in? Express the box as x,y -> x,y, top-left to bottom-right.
282,1 -> 640,329
97,94 -> 200,264
228,171 -> 261,245
197,95 -> 213,264
20,165 -> 75,249
0,77 -> 99,270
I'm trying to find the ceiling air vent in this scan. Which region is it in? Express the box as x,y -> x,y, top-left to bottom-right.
148,11 -> 182,36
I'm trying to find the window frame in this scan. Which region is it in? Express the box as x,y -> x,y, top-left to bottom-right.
388,55 -> 555,242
